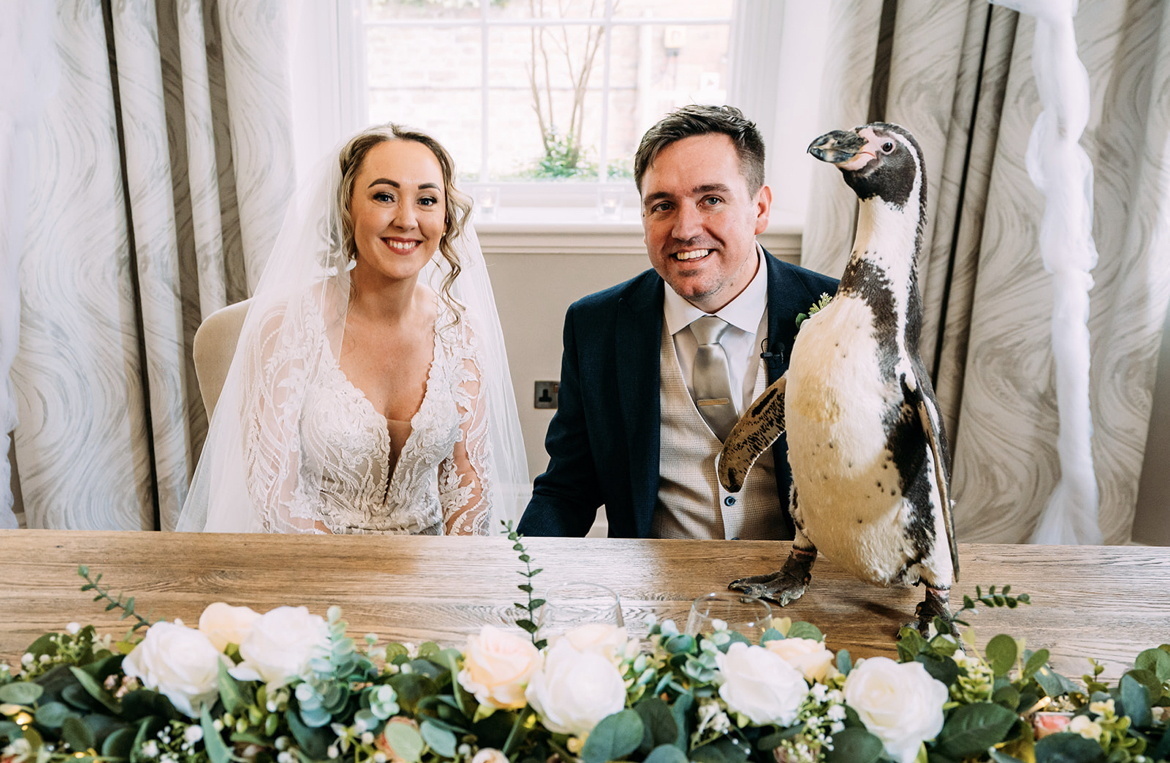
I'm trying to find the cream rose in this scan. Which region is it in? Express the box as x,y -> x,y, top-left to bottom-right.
559,623 -> 630,662
715,643 -> 807,727
198,602 -> 260,651
457,626 -> 541,710
764,637 -> 834,683
470,749 -> 508,763
525,638 -> 626,737
230,606 -> 329,688
843,657 -> 948,763
122,621 -> 227,718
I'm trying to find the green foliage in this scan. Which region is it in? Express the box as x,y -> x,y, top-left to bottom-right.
504,521 -> 546,649
3,573 -> 1168,763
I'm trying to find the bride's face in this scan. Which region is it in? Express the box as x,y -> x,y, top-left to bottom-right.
349,139 -> 446,285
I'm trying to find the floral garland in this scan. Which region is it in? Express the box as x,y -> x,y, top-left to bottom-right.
1,552 -> 1168,763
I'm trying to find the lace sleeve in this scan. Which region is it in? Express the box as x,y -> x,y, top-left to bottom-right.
438,318 -> 492,536
243,300 -> 331,534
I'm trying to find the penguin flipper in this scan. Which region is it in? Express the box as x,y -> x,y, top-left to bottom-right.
717,375 -> 787,492
904,369 -> 959,582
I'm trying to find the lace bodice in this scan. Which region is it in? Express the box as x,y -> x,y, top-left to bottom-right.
244,298 -> 493,536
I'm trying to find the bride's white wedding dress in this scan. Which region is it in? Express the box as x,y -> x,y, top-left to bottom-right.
248,298 -> 492,536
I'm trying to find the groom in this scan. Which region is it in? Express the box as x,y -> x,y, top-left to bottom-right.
517,105 -> 837,539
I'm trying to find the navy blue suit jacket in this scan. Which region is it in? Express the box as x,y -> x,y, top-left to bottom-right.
517,249 -> 838,538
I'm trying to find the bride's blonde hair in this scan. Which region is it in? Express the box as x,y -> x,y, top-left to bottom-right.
336,124 -> 473,321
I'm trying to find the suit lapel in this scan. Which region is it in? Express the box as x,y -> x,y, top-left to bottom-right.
616,275 -> 664,537
763,250 -> 804,383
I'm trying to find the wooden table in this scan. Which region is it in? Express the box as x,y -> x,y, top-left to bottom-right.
1,531 -> 1166,682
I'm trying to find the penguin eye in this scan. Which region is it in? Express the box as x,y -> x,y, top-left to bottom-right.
880,141 -> 895,154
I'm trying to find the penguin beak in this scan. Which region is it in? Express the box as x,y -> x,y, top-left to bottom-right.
808,129 -> 867,165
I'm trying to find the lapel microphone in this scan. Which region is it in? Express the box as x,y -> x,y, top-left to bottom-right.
759,337 -> 785,372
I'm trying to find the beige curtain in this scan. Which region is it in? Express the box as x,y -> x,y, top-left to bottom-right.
802,0 -> 1170,544
6,0 -> 294,530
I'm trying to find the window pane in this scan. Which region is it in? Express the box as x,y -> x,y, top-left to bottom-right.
612,0 -> 733,19
363,0 -> 480,21
487,23 -> 607,181
365,24 -> 484,176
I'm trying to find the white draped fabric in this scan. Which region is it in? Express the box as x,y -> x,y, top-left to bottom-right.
4,0 -> 293,530
802,0 -> 1170,544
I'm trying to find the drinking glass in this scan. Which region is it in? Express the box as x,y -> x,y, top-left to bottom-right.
537,581 -> 624,642
684,592 -> 773,642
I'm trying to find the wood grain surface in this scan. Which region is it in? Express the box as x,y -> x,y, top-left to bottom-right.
1,531 -> 1166,682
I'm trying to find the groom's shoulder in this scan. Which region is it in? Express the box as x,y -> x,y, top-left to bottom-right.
569,268 -> 661,315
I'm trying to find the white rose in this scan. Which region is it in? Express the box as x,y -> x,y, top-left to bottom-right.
198,603 -> 260,651
715,643 -> 807,727
122,621 -> 227,718
525,638 -> 626,737
457,626 -> 541,710
560,623 -> 630,662
764,637 -> 835,683
230,606 -> 329,688
470,749 -> 508,763
843,657 -> 948,763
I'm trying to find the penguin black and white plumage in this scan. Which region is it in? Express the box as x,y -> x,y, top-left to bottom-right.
718,122 -> 959,634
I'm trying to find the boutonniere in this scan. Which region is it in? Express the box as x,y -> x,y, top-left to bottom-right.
795,292 -> 833,329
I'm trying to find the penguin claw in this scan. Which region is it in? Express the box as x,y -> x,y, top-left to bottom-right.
729,570 -> 809,607
910,588 -> 955,638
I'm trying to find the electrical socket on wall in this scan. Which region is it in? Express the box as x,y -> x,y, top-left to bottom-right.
534,381 -> 559,409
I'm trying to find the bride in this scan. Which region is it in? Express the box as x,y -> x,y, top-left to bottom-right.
178,124 -> 527,534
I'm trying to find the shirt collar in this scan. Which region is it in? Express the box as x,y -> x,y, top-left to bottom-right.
663,243 -> 768,336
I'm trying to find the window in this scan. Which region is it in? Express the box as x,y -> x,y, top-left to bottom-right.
291,1 -> 829,231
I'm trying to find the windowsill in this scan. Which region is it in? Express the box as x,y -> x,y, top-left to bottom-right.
475,208 -> 803,262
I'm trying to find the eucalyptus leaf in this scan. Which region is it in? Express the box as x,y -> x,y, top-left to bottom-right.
935,702 -> 1018,759
285,706 -> 331,759
390,672 -> 438,715
823,727 -> 883,763
644,744 -> 689,763
836,649 -> 853,676
1034,732 -> 1107,763
785,622 -> 823,641
581,709 -> 643,763
421,719 -> 457,758
634,697 -> 677,753
101,726 -> 137,759
200,706 -> 231,763
1024,649 -> 1051,679
382,722 -> 425,763
991,684 -> 1021,711
670,692 -> 693,750
216,661 -> 250,715
1033,665 -> 1077,698
1119,673 -> 1152,728
61,716 -> 95,753
916,653 -> 959,686
1135,647 -> 1170,685
0,720 -> 23,742
690,736 -> 748,763
34,701 -> 77,730
0,682 -> 44,705
985,635 -> 1018,677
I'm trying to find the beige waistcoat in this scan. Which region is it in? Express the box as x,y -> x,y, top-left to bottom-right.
652,323 -> 785,539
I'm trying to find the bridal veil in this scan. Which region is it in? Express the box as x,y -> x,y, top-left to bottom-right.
178,128 -> 528,533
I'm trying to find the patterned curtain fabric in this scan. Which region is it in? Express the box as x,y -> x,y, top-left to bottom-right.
5,0 -> 293,530
802,0 -> 1170,544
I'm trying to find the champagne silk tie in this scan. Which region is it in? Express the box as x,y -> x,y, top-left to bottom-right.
690,315 -> 738,441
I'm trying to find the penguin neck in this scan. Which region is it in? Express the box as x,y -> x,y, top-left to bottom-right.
839,192 -> 925,347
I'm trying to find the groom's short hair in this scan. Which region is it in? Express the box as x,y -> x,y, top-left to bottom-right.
633,105 -> 766,195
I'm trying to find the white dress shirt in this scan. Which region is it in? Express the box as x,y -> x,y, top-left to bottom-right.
662,244 -> 769,415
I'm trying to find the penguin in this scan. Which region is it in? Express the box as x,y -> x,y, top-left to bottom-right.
718,122 -> 959,635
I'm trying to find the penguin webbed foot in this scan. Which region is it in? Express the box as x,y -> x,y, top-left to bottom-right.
729,547 -> 816,607
909,584 -> 955,639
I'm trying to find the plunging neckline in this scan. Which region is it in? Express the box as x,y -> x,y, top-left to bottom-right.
337,316 -> 443,500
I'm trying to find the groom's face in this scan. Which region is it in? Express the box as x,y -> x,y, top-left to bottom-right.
640,133 -> 772,314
